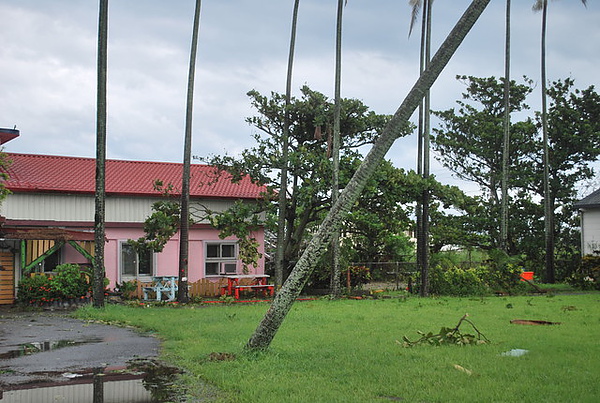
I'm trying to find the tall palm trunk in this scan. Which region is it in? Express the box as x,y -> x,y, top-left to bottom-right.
534,0 -> 587,283
330,0 -> 344,297
540,0 -> 553,282
246,0 -> 491,351
419,0 -> 432,297
500,0 -> 511,252
275,0 -> 300,289
178,0 -> 202,302
93,0 -> 108,308
410,0 -> 432,297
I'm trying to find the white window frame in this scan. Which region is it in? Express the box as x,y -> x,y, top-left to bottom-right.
119,241 -> 156,282
204,241 -> 238,277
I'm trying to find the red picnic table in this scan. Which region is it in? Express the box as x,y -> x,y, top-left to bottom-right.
221,274 -> 275,299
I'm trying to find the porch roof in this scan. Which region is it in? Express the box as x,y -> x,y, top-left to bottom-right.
0,227 -> 96,241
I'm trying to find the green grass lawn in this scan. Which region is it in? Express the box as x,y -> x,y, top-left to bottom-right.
76,292 -> 600,402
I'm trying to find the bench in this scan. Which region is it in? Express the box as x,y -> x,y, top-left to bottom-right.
233,284 -> 275,300
143,276 -> 178,301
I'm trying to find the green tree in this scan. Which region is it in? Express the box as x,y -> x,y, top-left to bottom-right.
178,0 -> 202,303
533,0 -> 588,282
433,76 -> 600,271
93,0 -> 108,308
532,78 -> 600,270
208,86 -> 393,277
433,75 -> 537,251
246,0 -> 492,350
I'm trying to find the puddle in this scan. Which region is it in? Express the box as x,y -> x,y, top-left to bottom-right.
0,359 -> 185,403
0,337 -> 103,359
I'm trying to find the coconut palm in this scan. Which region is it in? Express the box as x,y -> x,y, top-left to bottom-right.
533,0 -> 587,282
246,0 -> 491,350
330,0 -> 345,297
275,0 -> 301,289
178,0 -> 202,302
409,0 -> 433,296
93,0 -> 108,308
500,0 -> 511,251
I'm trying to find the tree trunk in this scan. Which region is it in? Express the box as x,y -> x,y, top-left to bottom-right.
330,0 -> 344,297
419,0 -> 432,297
93,0 -> 108,308
275,0 -> 300,289
178,0 -> 202,302
501,0 -> 511,252
246,0 -> 491,350
540,1 -> 554,283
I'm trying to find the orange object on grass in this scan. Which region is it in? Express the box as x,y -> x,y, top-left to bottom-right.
520,271 -> 534,281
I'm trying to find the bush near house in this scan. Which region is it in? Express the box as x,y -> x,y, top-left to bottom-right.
568,254 -> 600,290
17,264 -> 91,305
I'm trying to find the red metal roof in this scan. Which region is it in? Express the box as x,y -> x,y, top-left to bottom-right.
1,153 -> 267,199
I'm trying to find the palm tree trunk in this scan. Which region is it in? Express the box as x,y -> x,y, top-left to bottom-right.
275,0 -> 300,289
329,0 -> 344,297
93,0 -> 108,308
178,0 -> 202,302
540,1 -> 554,283
501,0 -> 511,252
419,0 -> 432,297
413,0 -> 426,294
246,0 -> 491,350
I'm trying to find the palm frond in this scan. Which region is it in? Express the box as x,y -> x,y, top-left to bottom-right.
532,0 -> 545,12
408,0 -> 422,37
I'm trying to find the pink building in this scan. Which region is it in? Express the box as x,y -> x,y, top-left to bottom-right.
0,152 -> 267,302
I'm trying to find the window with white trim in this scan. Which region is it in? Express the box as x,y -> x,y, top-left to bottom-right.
205,242 -> 238,276
120,242 -> 154,279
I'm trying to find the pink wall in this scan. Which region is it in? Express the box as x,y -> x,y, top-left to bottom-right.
95,226 -> 266,288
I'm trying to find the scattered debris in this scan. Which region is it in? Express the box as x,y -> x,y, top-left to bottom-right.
399,314 -> 490,347
501,349 -> 529,357
453,364 -> 473,376
510,319 -> 560,325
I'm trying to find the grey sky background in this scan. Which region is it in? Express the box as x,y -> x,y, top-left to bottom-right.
1,0 -> 598,196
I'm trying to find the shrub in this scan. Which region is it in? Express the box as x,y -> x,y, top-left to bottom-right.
17,275 -> 57,305
51,264 -> 91,299
428,265 -> 488,297
346,266 -> 372,287
17,264 -> 91,305
115,280 -> 138,300
568,255 -> 600,290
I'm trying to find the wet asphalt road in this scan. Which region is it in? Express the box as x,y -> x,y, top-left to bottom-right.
0,307 -> 160,387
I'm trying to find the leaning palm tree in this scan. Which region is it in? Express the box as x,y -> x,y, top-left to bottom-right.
275,0 -> 301,289
178,0 -> 202,302
246,0 -> 491,351
533,0 -> 587,282
329,0 -> 345,297
409,0 -> 433,297
500,0 -> 511,252
93,0 -> 108,308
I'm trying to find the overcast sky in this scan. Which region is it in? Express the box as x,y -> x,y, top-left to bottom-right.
1,0 -> 598,195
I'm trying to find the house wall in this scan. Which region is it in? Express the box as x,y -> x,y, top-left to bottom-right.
0,193 -> 240,223
2,193 -> 265,290
581,208 -> 600,255
102,227 -> 264,288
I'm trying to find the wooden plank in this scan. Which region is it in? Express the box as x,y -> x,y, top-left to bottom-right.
0,251 -> 14,304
